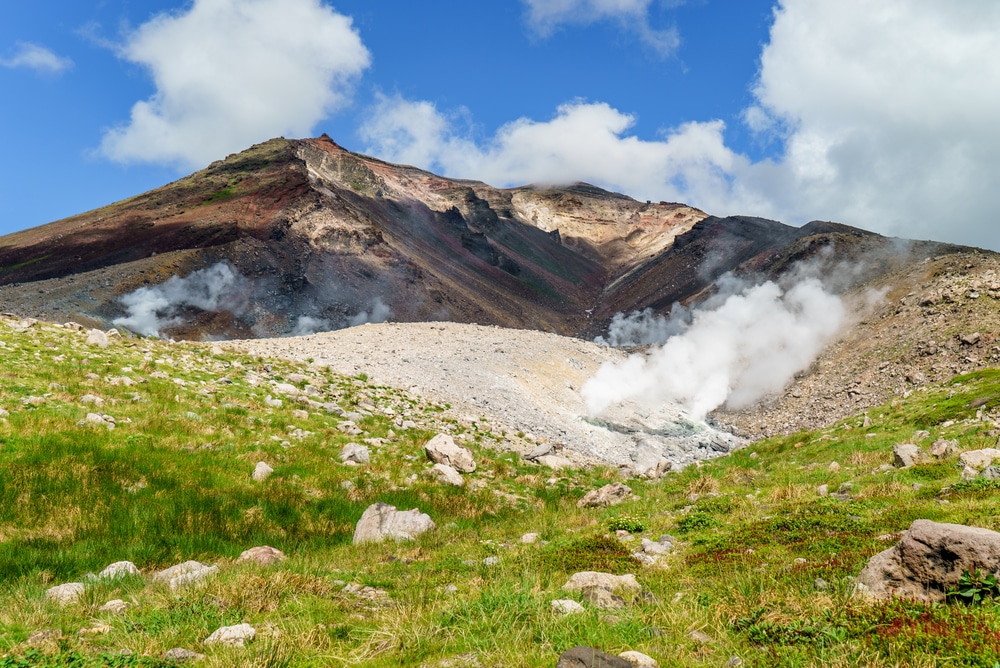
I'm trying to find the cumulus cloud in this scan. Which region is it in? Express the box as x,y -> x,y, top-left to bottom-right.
363,0 -> 1000,251
361,96 -> 742,205
0,42 -> 73,74
100,0 -> 370,169
523,0 -> 680,55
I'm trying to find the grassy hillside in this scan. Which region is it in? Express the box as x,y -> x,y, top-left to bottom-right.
2,317 -> 1000,667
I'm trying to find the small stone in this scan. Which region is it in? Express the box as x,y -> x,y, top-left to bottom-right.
523,443 -> 555,460
78,623 -> 112,636
929,439 -> 959,459
814,578 -> 830,591
556,646 -> 631,668
99,599 -> 129,614
204,623 -> 256,647
551,599 -> 585,615
619,650 -> 658,667
828,461 -> 841,473
726,657 -> 743,668
99,561 -> 140,579
521,532 -> 540,544
817,484 -> 829,497
794,558 -> 807,565
252,461 -> 274,481
689,630 -> 713,644
640,538 -> 671,556
236,546 -> 286,566
535,454 -> 575,470
577,482 -> 633,508
164,648 -> 206,662
27,629 -> 63,647
483,556 -> 500,567
86,329 -> 109,348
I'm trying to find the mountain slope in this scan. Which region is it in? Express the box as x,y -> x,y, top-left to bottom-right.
0,136 -> 979,340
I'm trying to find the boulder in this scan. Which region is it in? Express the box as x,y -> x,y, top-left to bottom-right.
557,646 -> 632,668
236,546 -> 286,566
339,443 -> 370,465
893,443 -> 926,468
99,561 -> 140,579
153,560 -> 218,591
424,434 -> 476,473
582,586 -> 625,609
428,463 -> 464,487
252,461 -> 274,481
45,582 -> 84,606
959,448 -> 1000,471
353,502 -> 436,544
929,439 -> 959,459
523,443 -> 555,461
164,648 -> 205,662
577,483 -> 633,508
204,623 -> 255,647
563,572 -> 640,594
86,329 -> 109,348
856,519 -> 1000,602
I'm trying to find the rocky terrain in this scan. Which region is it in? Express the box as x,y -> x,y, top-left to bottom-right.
0,136 -> 972,342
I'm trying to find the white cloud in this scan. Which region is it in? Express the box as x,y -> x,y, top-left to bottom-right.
0,42 -> 73,74
100,0 -> 370,169
523,0 -> 680,55
364,0 -> 1000,251
361,95 -> 744,207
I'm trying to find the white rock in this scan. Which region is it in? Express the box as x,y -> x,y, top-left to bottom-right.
86,329 -> 109,348
521,532 -> 540,544
424,434 -> 476,473
960,448 -> 1000,471
620,651 -> 658,667
99,599 -> 129,614
264,396 -> 282,408
99,561 -> 140,579
562,571 -> 641,593
353,502 -> 436,544
45,583 -> 84,606
80,394 -> 105,406
429,463 -> 464,486
535,454 -> 575,470
153,561 -> 218,590
641,538 -> 672,555
204,623 -> 255,647
273,383 -> 300,396
252,462 -> 274,481
236,546 -> 286,566
339,443 -> 370,465
551,599 -> 585,615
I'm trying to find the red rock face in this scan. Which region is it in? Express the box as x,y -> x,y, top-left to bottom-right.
0,135 -> 975,340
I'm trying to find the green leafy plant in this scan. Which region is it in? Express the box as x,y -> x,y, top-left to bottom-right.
607,513 -> 646,533
948,569 -> 1000,604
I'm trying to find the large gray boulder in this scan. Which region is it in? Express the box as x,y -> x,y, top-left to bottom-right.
353,502 -> 436,544
424,434 -> 476,473
856,519 -> 1000,602
892,443 -> 926,468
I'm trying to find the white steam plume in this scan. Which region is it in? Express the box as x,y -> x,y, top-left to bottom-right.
113,262 -> 248,337
582,277 -> 845,421
347,297 -> 393,327
291,315 -> 331,336
594,304 -> 690,347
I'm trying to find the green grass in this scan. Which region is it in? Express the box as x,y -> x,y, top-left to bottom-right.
3,319 -> 1000,666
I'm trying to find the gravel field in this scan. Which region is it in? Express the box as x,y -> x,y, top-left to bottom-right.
224,321 -> 742,471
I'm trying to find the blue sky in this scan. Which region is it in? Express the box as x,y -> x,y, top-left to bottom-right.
3,1 -> 1000,250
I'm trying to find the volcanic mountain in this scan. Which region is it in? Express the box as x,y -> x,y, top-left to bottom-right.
0,135 -> 973,339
